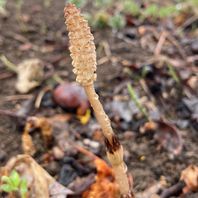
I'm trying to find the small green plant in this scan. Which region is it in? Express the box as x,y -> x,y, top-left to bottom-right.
127,83 -> 149,120
16,0 -> 23,11
143,4 -> 159,18
93,0 -> 112,8
167,63 -> 180,84
93,11 -> 110,28
0,0 -> 6,14
123,0 -> 140,16
0,170 -> 28,198
109,13 -> 126,30
67,0 -> 187,30
0,0 -> 6,8
68,0 -> 86,8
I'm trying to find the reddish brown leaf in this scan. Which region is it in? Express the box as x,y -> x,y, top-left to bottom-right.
181,165 -> 198,193
154,120 -> 183,156
82,158 -> 119,198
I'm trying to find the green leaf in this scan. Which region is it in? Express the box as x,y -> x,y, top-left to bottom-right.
94,11 -> 110,28
10,170 -> 20,188
143,4 -> 159,18
167,63 -> 180,84
127,83 -> 149,120
20,179 -> 28,198
123,0 -> 140,16
93,0 -> 112,8
1,176 -> 10,183
0,0 -> 6,8
158,6 -> 178,18
68,0 -> 86,8
0,184 -> 13,192
109,13 -> 126,30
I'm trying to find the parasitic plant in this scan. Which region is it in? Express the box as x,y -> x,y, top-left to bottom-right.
64,3 -> 134,197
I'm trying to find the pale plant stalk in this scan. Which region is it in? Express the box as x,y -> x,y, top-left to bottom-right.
64,3 -> 134,197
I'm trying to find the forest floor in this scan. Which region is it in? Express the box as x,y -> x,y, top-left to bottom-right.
0,0 -> 197,197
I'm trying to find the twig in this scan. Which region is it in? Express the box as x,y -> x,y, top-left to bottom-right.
0,72 -> 14,80
0,94 -> 32,103
0,109 -> 26,121
0,55 -> 18,73
35,86 -> 52,109
154,31 -> 168,56
166,34 -> 186,59
160,180 -> 185,198
178,15 -> 198,32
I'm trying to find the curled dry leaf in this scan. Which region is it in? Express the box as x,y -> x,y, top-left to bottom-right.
16,59 -> 44,93
154,120 -> 183,155
53,82 -> 90,115
0,154 -> 73,198
82,158 -> 119,198
22,117 -> 52,156
180,165 -> 198,193
142,120 -> 183,155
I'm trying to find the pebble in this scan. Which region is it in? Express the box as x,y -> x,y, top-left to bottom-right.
83,138 -> 100,149
52,146 -> 64,160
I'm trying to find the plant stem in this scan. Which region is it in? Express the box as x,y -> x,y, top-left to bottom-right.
85,84 -> 134,197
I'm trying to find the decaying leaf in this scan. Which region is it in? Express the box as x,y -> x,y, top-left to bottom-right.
16,59 -> 44,93
77,109 -> 91,125
136,176 -> 167,198
0,154 -> 73,198
180,165 -> 198,193
52,82 -> 90,115
154,120 -> 183,156
22,132 -> 36,156
141,120 -> 183,155
82,158 -> 120,198
22,117 -> 52,156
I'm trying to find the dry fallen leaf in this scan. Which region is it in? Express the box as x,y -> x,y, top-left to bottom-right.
77,109 -> 91,125
180,165 -> 198,193
154,120 -> 183,156
22,117 -> 52,156
141,120 -> 183,156
82,158 -> 120,198
0,154 -> 73,198
16,59 -> 44,93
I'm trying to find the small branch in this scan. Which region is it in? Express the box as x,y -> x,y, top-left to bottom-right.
0,55 -> 18,73
0,109 -> 26,122
160,180 -> 185,198
154,31 -> 168,57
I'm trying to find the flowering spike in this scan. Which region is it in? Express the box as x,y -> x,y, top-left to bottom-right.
64,3 -> 97,86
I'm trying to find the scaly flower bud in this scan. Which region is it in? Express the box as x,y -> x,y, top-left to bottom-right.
64,3 -> 97,86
